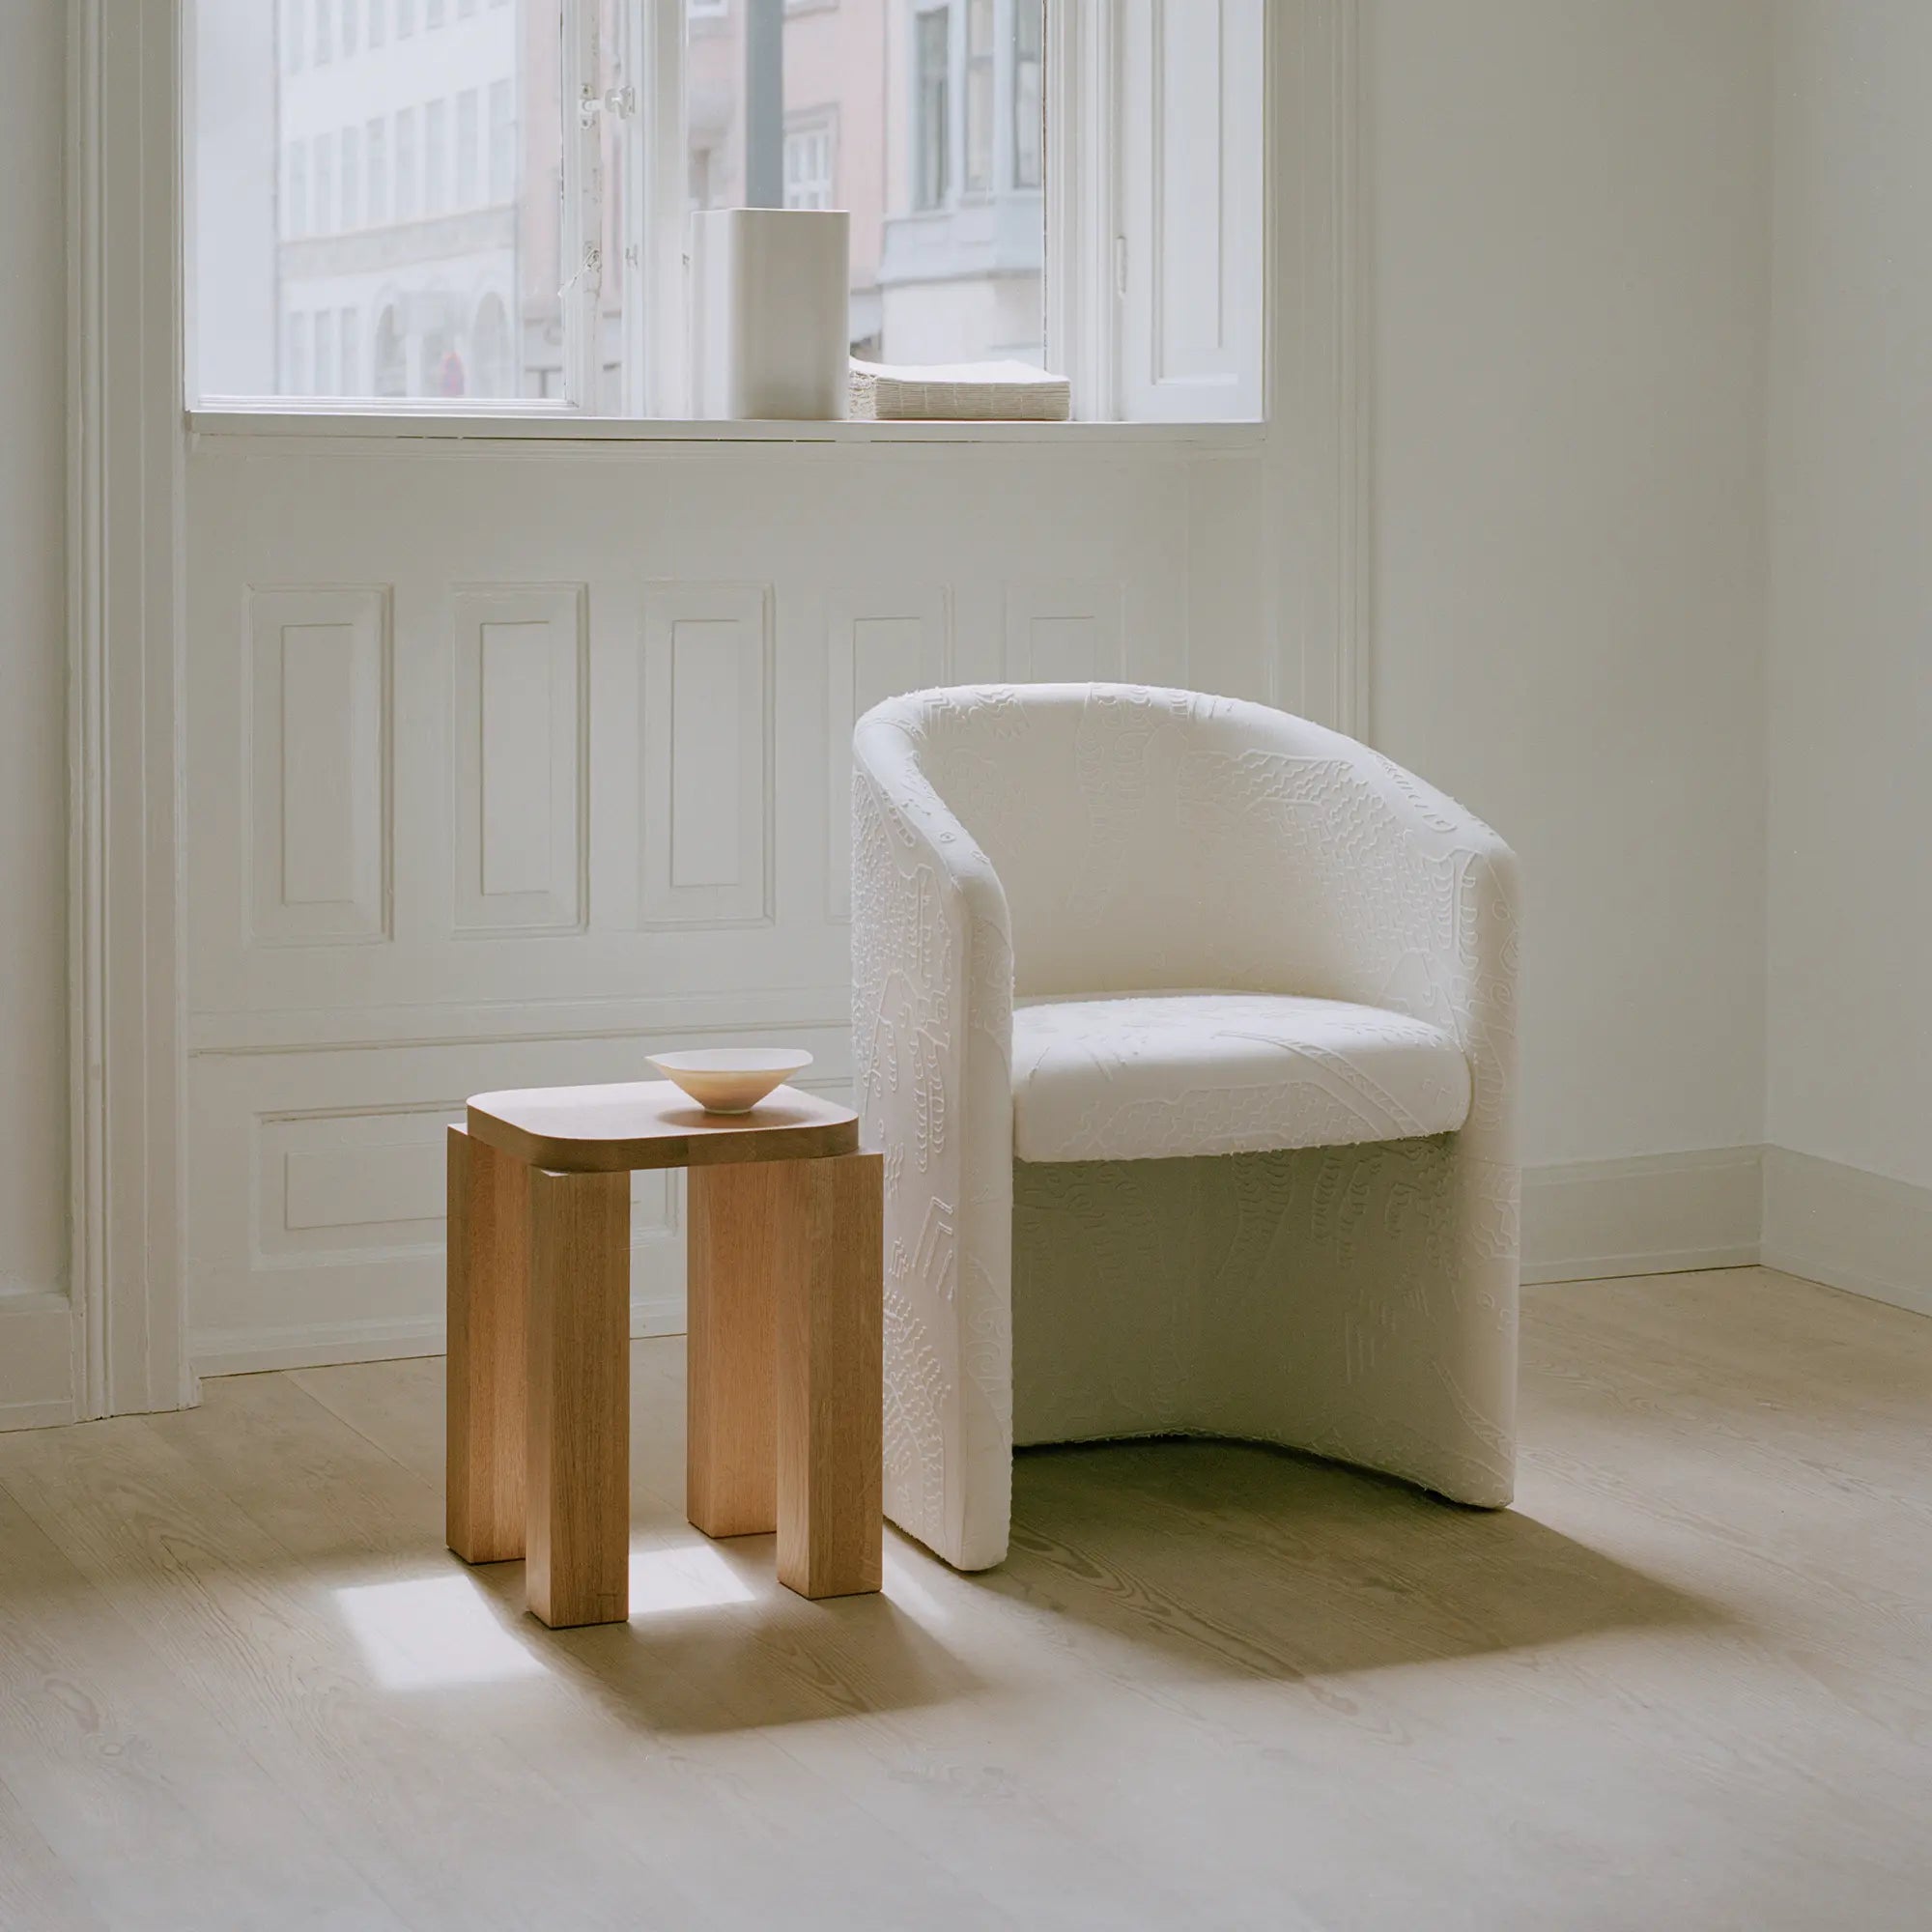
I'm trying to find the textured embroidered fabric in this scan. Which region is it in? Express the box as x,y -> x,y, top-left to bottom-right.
852,684 -> 1521,1572
1009,992 -> 1472,1163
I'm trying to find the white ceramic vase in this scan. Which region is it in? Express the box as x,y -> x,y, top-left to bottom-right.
689,208 -> 851,421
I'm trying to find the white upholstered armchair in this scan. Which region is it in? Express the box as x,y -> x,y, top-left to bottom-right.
851,685 -> 1520,1572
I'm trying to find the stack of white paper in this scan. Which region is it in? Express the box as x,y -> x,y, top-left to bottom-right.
849,358 -> 1072,423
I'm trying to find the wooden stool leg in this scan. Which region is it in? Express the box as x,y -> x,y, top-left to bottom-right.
446,1126 -> 530,1564
776,1152 -> 883,1601
525,1166 -> 632,1629
686,1164 -> 780,1538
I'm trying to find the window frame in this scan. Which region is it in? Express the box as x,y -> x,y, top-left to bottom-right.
185,0 -> 1268,432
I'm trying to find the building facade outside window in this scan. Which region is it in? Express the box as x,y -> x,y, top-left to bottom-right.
191,0 -> 1259,416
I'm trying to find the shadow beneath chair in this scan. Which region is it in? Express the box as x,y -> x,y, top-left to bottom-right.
983,1437 -> 1720,1681
521,1544 -> 980,1736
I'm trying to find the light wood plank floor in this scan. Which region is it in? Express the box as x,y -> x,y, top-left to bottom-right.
2,1266 -> 1927,1931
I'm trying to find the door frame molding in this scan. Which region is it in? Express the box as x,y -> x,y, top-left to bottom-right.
1268,0 -> 1372,738
67,0 -> 194,1420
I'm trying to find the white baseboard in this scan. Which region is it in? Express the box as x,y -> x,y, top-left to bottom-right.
0,1293 -> 76,1432
0,1398 -> 80,1432
192,1293 -> 688,1378
1521,1146 -> 1764,1284
1762,1147 -> 1932,1321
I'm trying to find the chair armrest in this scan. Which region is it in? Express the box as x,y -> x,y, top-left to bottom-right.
850,712 -> 1017,1567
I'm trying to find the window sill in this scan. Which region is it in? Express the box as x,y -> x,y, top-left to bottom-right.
185,408 -> 1266,451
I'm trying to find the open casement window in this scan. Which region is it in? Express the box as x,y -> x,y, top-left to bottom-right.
188,0 -> 1264,423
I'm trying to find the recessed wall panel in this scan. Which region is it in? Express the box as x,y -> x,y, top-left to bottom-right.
248,587 -> 391,944
453,584 -> 587,934
1004,582 -> 1127,684
826,589 -> 952,919
640,582 -> 772,927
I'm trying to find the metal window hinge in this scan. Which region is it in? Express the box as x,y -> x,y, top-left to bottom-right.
1114,235 -> 1129,298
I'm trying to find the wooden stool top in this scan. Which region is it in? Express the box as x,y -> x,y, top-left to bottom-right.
466,1080 -> 859,1174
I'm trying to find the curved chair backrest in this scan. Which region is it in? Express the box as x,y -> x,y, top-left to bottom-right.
856,683 -> 1470,1005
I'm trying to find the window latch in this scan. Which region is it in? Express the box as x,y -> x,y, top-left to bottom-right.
579,85 -> 638,128
559,242 -> 603,299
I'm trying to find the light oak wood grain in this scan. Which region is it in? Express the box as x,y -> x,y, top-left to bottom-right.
467,1080 -> 858,1174
525,1165 -> 633,1629
686,1161 -> 781,1539
775,1152 -> 885,1601
445,1125 -> 528,1564
3,1267 -> 1929,1931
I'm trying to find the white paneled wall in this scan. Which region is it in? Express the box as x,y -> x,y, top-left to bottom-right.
185,438 -> 1263,1370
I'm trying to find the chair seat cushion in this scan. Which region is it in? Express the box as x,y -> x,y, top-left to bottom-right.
1009,992 -> 1472,1163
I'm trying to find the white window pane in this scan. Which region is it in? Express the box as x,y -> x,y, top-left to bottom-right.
365,117 -> 387,223
913,9 -> 950,211
340,126 -> 359,228
395,105 -> 417,216
1013,0 -> 1042,191
285,141 -> 307,237
964,0 -> 993,193
314,307 -> 337,392
193,0 -> 561,403
783,121 -> 833,212
456,88 -> 479,206
424,98 -> 447,213
488,78 -> 513,202
314,130 -> 334,232
285,311 -> 310,392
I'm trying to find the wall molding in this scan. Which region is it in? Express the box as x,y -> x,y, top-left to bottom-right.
185,988 -> 854,1059
1762,1148 -> 1932,1321
1269,0 -> 1371,737
193,1293 -> 686,1379
64,0 -> 193,1422
1522,1146 -> 1764,1285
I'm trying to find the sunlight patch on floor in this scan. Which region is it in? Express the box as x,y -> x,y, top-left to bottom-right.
336,1573 -> 550,1689
882,1547 -> 954,1627
628,1542 -> 760,1615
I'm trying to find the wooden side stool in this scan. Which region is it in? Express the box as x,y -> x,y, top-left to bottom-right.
445,1081 -> 883,1629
